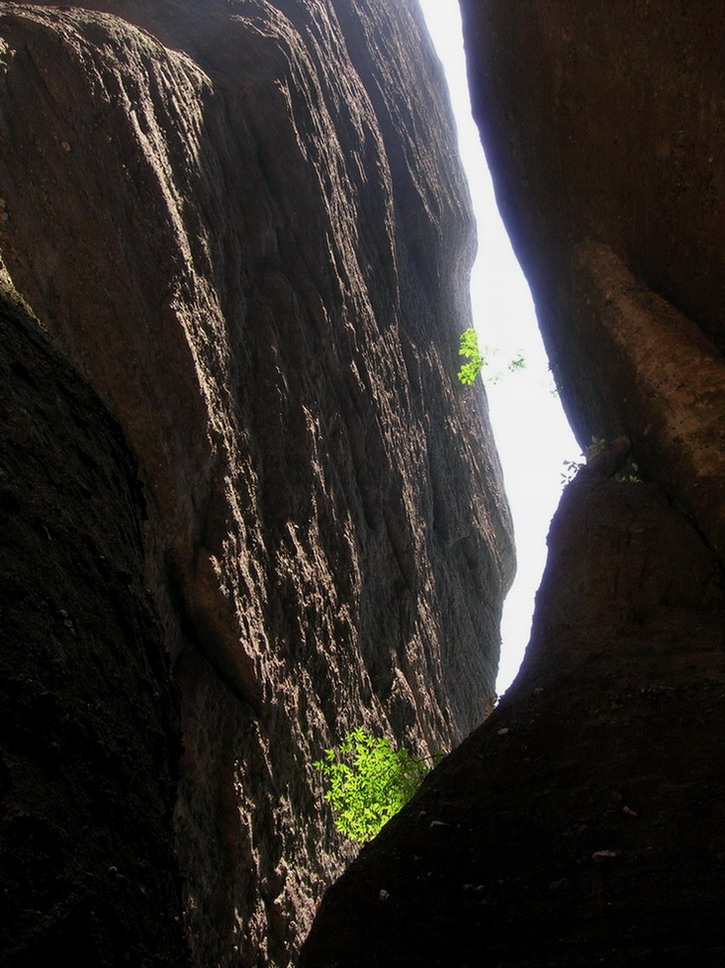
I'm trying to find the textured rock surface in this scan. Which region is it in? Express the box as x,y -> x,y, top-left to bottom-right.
460,0 -> 725,560
0,271 -> 187,966
0,1 -> 513,963
299,477 -> 725,967
298,2 -> 725,964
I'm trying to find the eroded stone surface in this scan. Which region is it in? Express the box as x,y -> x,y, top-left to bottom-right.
297,5 -> 725,963
0,2 -> 513,963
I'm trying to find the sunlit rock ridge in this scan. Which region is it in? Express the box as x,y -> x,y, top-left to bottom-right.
0,0 -> 513,964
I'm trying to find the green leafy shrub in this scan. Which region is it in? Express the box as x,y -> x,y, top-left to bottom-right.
313,728 -> 430,842
457,327 -> 484,385
561,457 -> 583,485
615,462 -> 642,483
457,328 -> 526,385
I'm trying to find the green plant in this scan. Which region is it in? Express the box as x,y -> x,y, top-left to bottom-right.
561,457 -> 583,485
456,328 -> 526,386
313,728 -> 431,842
547,360 -> 564,396
457,327 -> 484,385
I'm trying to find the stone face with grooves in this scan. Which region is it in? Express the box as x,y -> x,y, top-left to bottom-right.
0,1 -> 513,963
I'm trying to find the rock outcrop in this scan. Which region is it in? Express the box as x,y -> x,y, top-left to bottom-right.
0,1 -> 513,964
298,2 -> 725,964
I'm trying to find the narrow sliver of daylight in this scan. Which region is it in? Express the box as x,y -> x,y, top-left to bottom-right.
417,0 -> 580,694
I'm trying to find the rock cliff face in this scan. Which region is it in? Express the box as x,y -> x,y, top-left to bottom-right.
299,2 -> 725,965
0,1 -> 513,964
460,0 -> 725,560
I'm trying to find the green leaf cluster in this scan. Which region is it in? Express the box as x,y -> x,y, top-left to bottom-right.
313,728 -> 430,843
456,328 -> 526,385
456,327 -> 484,385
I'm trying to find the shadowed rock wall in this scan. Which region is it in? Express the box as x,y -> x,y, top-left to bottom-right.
460,0 -> 725,560
0,1 -> 513,963
0,272 -> 187,966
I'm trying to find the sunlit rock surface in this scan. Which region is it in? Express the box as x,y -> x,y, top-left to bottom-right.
0,1 -> 513,963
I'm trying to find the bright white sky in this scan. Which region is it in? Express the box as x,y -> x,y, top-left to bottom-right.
417,0 -> 581,693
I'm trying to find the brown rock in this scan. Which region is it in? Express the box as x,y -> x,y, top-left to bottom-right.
460,0 -> 725,562
0,1 -> 513,962
298,6 -> 725,964
578,434 -> 630,480
0,269 -> 188,965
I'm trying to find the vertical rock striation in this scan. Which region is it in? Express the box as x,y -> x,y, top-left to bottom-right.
0,1 -> 513,963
